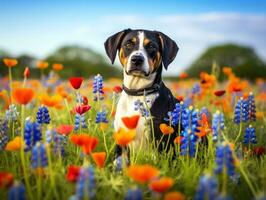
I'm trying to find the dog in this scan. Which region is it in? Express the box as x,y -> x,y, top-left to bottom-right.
104,29 -> 180,163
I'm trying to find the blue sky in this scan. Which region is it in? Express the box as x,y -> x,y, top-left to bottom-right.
1,0 -> 266,75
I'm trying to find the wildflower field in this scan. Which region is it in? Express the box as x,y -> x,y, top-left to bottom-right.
0,59 -> 266,200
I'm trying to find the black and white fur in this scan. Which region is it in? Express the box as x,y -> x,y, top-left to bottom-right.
104,29 -> 179,160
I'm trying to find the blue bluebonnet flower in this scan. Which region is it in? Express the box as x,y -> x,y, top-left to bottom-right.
192,83 -> 201,95
243,125 -> 257,144
93,74 -> 104,101
74,114 -> 87,131
5,104 -> 19,122
134,100 -> 149,117
95,111 -> 108,124
183,97 -> 192,107
8,182 -> 26,200
53,133 -> 67,156
45,128 -> 55,143
0,118 -> 8,150
24,119 -> 42,151
76,92 -> 83,104
31,142 -> 48,169
234,97 -> 248,124
36,105 -> 50,124
194,174 -> 218,200
76,166 -> 96,199
165,101 -> 185,126
181,106 -> 200,133
215,143 -> 235,177
125,187 -> 143,200
212,111 -> 225,142
180,129 -> 198,157
247,92 -> 256,121
114,155 -> 129,172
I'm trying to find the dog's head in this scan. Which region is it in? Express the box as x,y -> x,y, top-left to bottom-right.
104,29 -> 178,78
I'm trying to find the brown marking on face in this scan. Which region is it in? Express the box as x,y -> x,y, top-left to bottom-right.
119,48 -> 128,68
144,38 -> 150,46
148,51 -> 162,73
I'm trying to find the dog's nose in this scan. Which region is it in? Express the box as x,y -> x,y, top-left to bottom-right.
131,55 -> 144,66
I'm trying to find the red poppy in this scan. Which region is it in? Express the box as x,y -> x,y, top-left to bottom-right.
149,177 -> 174,193
56,125 -> 74,136
74,105 -> 91,115
66,165 -> 80,183
121,115 -> 140,129
13,88 -> 35,105
24,67 -> 30,78
70,134 -> 99,154
179,72 -> 188,79
91,152 -> 106,168
69,77 -> 84,89
252,147 -> 265,157
176,96 -> 184,102
0,172 -> 13,188
214,90 -> 226,97
113,85 -> 122,93
82,96 -> 88,105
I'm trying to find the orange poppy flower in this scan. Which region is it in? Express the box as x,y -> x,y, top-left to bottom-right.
214,90 -> 226,97
174,136 -> 183,144
56,125 -> 74,136
196,113 -> 210,138
3,58 -> 18,68
0,172 -> 14,188
121,115 -> 140,129
127,164 -> 160,184
222,67 -> 232,76
23,67 -> 30,78
70,134 -> 99,154
149,177 -> 174,193
40,94 -> 62,107
179,72 -> 188,79
36,61 -> 49,69
5,136 -> 22,151
91,152 -> 106,168
13,88 -> 34,105
114,128 -> 136,146
53,63 -> 64,71
159,123 -> 174,135
164,191 -> 185,200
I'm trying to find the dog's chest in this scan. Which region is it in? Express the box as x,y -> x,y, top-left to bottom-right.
114,91 -> 159,148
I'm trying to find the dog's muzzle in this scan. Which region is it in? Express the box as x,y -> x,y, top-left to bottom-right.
127,55 -> 149,76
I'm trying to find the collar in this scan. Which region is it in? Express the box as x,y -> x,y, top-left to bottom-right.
122,81 -> 162,96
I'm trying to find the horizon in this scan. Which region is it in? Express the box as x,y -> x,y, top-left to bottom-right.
1,0 -> 266,75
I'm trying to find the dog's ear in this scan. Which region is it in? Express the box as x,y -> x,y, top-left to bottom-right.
104,29 -> 131,64
155,31 -> 178,70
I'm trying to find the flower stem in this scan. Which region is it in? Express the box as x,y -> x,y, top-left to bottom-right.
8,67 -> 13,104
20,105 -> 33,200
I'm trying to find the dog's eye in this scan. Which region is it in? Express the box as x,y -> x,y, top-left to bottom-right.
124,41 -> 134,49
146,42 -> 156,50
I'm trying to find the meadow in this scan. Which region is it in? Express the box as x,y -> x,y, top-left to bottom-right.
0,59 -> 266,200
